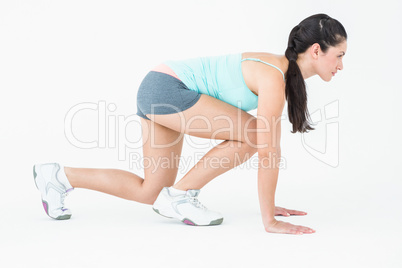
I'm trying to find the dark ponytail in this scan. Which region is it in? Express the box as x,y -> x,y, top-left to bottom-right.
285,14 -> 347,133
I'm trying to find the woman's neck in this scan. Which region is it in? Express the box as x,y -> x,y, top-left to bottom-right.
279,54 -> 316,80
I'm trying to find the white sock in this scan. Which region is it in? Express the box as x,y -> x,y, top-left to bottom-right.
168,186 -> 186,196
57,164 -> 74,190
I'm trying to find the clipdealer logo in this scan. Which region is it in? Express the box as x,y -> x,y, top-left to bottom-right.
301,100 -> 339,167
63,99 -> 339,169
64,100 -> 143,161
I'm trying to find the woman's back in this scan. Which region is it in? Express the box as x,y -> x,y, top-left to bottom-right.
161,52 -> 287,112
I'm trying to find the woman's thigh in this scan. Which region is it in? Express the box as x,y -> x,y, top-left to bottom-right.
145,94 -> 257,145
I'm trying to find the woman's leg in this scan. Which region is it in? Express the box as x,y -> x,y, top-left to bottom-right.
65,94 -> 257,205
145,93 -> 258,191
65,117 -> 184,205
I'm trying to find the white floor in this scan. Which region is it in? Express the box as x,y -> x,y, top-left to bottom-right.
1,161 -> 401,268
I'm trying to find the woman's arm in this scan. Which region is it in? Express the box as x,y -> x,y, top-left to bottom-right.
256,74 -> 315,235
257,121 -> 281,226
256,75 -> 285,226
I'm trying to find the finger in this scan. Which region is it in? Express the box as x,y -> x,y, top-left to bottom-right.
287,209 -> 308,215
276,210 -> 290,216
297,226 -> 316,233
288,209 -> 307,215
290,230 -> 303,235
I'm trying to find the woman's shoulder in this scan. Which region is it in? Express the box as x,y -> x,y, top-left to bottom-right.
241,52 -> 288,77
241,52 -> 287,95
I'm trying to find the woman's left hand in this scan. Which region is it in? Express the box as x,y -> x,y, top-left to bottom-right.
275,206 -> 307,217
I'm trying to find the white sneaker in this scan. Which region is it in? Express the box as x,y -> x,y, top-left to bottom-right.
152,187 -> 223,226
33,163 -> 74,220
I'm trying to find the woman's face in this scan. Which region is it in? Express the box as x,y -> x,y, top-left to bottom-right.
316,40 -> 347,82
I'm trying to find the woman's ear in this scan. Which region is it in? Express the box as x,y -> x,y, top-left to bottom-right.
310,43 -> 321,59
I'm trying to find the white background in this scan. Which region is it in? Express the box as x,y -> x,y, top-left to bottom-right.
1,0 -> 401,267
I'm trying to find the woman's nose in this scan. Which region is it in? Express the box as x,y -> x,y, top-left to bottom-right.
338,60 -> 344,71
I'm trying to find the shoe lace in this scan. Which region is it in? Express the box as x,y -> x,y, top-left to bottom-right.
189,197 -> 207,210
60,191 -> 69,208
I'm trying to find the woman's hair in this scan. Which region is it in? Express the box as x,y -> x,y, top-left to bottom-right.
285,13 -> 347,133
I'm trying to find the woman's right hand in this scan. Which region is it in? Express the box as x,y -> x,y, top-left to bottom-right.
264,219 -> 316,235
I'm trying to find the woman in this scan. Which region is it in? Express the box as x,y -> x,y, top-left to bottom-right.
33,13 -> 347,235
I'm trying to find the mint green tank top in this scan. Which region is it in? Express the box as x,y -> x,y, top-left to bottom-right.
163,53 -> 285,112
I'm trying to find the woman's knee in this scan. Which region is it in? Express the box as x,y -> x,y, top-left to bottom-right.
137,192 -> 158,205
137,185 -> 167,205
141,196 -> 157,205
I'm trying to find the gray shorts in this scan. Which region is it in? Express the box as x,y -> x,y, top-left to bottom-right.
136,71 -> 202,120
